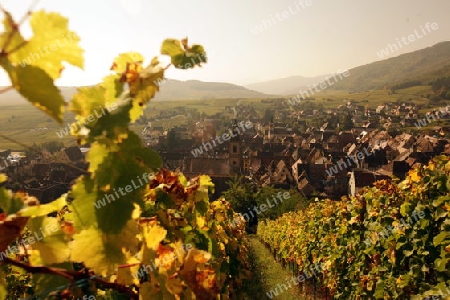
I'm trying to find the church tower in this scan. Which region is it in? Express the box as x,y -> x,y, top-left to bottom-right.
229,119 -> 242,170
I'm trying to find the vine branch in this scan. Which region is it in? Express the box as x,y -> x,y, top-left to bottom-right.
0,257 -> 139,299
0,0 -> 40,54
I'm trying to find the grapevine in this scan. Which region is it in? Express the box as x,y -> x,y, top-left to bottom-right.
258,156 -> 450,299
0,6 -> 251,300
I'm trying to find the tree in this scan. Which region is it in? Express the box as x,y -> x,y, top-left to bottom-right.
341,112 -> 354,130
166,128 -> 179,149
222,176 -> 258,232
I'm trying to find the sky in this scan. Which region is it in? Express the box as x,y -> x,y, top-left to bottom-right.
0,0 -> 449,86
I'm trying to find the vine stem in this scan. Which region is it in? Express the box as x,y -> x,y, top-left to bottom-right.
0,0 -> 40,54
1,257 -> 76,281
0,257 -> 139,299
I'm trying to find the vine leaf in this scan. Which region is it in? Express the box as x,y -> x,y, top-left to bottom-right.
139,282 -> 159,299
0,187 -> 24,215
143,224 -> 167,250
161,38 -> 207,69
0,12 -> 25,53
18,195 -> 66,217
27,216 -> 69,265
111,54 -> 165,122
0,268 -> 6,300
116,255 -> 140,286
110,52 -> 144,74
70,85 -> 110,119
29,259 -> 73,297
7,10 -> 84,79
70,220 -> 139,276
0,62 -> 66,123
70,176 -> 98,230
0,215 -> 28,253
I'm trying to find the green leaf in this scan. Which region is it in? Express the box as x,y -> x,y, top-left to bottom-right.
96,195 -> 136,234
70,85 -> 110,119
70,176 -> 99,230
135,147 -> 162,171
433,231 -> 448,246
31,262 -> 73,297
86,143 -> 110,175
71,220 -> 138,276
161,39 -> 184,58
161,38 -> 207,69
120,131 -> 162,170
0,187 -> 23,215
432,196 -> 450,207
434,257 -> 449,272
8,10 -> 84,79
0,62 -> 65,123
111,52 -> 144,74
100,74 -> 123,104
27,216 -> 69,265
18,195 -> 66,217
400,202 -> 411,217
128,57 -> 164,121
0,267 -> 6,300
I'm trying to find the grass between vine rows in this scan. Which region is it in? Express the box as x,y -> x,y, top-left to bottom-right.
242,235 -> 304,300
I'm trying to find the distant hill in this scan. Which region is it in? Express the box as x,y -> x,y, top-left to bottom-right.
245,74 -> 331,95
330,41 -> 450,92
0,79 -> 272,105
153,79 -> 271,100
0,80 -> 271,106
4,42 -> 449,104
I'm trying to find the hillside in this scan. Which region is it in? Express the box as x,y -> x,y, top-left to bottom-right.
330,41 -> 450,91
245,41 -> 450,94
153,79 -> 271,100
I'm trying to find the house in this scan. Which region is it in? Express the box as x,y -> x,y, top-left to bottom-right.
27,183 -> 68,204
0,149 -> 11,158
60,146 -> 84,162
348,169 -> 376,196
182,157 -> 232,199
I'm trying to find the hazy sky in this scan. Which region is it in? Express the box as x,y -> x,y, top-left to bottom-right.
0,0 -> 449,86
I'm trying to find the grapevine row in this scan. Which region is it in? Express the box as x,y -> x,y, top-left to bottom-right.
258,156 -> 450,299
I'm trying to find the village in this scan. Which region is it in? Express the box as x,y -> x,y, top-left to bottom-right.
3,96 -> 448,204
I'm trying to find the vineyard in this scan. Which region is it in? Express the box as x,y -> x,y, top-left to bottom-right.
259,156 -> 450,299
1,4 -> 450,300
0,6 -> 251,299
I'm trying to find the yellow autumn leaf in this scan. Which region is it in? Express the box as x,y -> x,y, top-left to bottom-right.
389,249 -> 396,264
166,276 -> 184,295
196,215 -> 206,228
409,170 -> 421,182
143,224 -> 167,250
429,162 -> 435,171
0,174 -> 7,183
117,255 -> 141,286
443,203 -> 450,212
